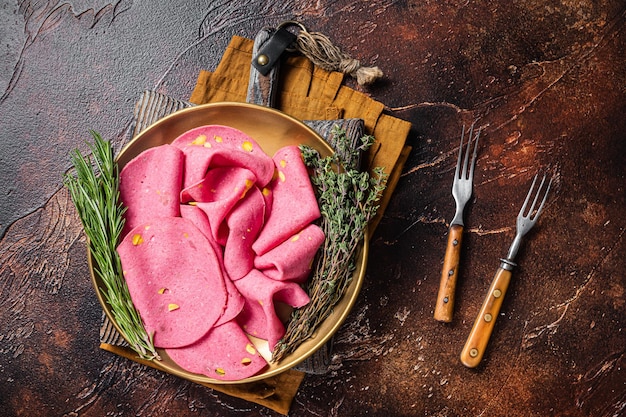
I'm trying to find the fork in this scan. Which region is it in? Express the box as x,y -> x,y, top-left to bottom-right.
434,123 -> 481,322
460,174 -> 553,368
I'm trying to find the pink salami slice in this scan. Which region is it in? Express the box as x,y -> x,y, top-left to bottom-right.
166,320 -> 267,381
171,125 -> 275,189
254,224 -> 325,283
117,217 -> 227,348
252,146 -> 321,256
179,204 -> 244,325
234,269 -> 310,350
119,144 -> 184,237
222,187 -> 265,281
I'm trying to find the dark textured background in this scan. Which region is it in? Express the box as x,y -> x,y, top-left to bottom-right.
1,1 -> 624,416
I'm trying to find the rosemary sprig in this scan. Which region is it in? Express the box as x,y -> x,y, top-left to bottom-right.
64,131 -> 159,361
272,126 -> 387,362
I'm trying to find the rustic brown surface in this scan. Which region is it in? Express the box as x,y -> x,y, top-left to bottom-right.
1,1 -> 625,416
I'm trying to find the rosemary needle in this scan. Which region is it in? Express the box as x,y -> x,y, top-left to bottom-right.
64,131 -> 159,361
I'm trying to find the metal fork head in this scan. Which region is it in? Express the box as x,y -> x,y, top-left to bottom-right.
451,123 -> 481,225
517,174 -> 552,233
506,173 -> 553,260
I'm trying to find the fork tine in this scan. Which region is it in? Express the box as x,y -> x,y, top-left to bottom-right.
462,123 -> 474,178
518,174 -> 538,217
528,174 -> 544,217
532,175 -> 552,220
455,125 -> 466,179
456,122 -> 480,180
468,127 -> 480,179
528,175 -> 547,218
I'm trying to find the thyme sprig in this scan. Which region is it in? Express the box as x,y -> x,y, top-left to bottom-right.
64,131 -> 159,361
272,126 -> 387,362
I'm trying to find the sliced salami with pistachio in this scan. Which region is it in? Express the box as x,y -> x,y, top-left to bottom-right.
116,126 -> 325,380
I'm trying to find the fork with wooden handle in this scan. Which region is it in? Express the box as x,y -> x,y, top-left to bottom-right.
434,124 -> 480,322
460,174 -> 552,368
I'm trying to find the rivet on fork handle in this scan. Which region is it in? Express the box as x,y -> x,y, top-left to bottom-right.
460,264 -> 513,367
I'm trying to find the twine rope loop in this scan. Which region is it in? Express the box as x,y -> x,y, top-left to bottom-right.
279,21 -> 383,85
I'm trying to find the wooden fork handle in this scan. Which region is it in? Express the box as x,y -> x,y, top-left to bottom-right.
460,266 -> 513,368
434,224 -> 464,322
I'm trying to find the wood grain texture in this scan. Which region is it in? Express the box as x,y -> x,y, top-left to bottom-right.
460,267 -> 512,368
1,1 -> 625,416
434,224 -> 464,322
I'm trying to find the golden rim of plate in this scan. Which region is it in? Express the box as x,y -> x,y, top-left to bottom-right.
88,102 -> 368,384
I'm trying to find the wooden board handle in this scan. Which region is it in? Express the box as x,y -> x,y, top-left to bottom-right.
460,267 -> 513,368
434,224 -> 464,322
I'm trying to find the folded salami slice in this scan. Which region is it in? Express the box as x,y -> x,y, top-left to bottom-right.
117,217 -> 227,348
180,166 -> 257,204
181,166 -> 258,246
254,224 -> 325,283
222,188 -> 265,281
234,269 -> 310,351
119,144 -> 184,237
179,204 -> 244,325
252,146 -> 321,256
165,320 -> 267,381
171,125 -> 275,189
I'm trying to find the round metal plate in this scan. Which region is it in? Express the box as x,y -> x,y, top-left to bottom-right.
89,102 -> 368,384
